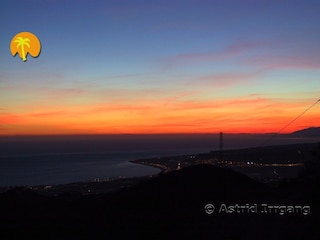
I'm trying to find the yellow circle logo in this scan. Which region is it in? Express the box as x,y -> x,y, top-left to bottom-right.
10,32 -> 41,62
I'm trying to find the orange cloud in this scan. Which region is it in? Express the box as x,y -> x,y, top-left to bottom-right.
1,95 -> 318,135
29,111 -> 66,118
0,114 -> 25,124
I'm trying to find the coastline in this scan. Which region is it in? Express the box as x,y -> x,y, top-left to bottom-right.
129,142 -> 319,184
129,159 -> 168,172
0,175 -> 153,196
1,141 -> 318,195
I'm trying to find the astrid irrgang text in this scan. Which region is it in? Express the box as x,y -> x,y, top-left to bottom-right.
218,203 -> 310,216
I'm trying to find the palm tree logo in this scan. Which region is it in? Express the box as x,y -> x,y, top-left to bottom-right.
13,37 -> 30,61
10,32 -> 41,62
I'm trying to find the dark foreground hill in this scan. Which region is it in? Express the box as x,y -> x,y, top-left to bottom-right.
0,164 -> 319,240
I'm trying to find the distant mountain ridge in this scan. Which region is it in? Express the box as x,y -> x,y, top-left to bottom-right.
291,127 -> 320,137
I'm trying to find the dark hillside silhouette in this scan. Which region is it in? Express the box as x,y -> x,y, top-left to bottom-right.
1,161 -> 319,239
292,127 -> 320,137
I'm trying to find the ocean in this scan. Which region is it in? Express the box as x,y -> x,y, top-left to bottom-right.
0,150 -> 191,187
1,134 -> 319,187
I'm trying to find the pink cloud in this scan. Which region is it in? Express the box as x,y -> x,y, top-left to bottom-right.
246,55 -> 320,70
39,87 -> 86,99
160,40 -> 277,69
186,71 -> 258,88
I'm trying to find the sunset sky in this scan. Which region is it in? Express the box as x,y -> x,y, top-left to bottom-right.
1,0 -> 320,135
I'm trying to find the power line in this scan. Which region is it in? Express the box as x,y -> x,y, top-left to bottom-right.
259,98 -> 320,147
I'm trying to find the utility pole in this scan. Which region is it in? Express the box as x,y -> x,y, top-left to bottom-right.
219,132 -> 223,160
